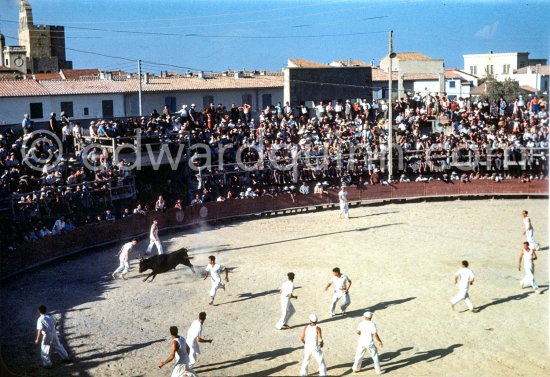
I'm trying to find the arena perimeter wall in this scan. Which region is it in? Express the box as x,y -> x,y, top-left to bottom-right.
1,180 -> 548,280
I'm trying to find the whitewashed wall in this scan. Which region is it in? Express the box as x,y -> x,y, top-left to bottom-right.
0,93 -> 125,125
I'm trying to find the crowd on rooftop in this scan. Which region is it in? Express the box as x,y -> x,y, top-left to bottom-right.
1,91 -> 548,249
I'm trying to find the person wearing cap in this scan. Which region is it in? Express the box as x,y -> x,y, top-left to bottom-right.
451,260 -> 477,312
352,311 -> 383,374
338,184 -> 349,219
299,314 -> 326,376
325,267 -> 352,317
275,272 -> 298,330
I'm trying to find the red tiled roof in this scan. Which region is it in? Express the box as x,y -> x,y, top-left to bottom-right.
288,59 -> 328,68
33,72 -> 62,80
520,85 -> 537,93
0,74 -> 284,98
394,52 -> 432,61
444,70 -> 462,79
514,65 -> 550,76
371,68 -> 397,81
470,83 -> 487,95
61,69 -> 100,80
0,80 -> 50,97
0,66 -> 20,73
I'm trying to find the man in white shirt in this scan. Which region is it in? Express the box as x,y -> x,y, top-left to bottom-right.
275,272 -> 298,330
300,313 -> 326,376
35,305 -> 71,368
521,210 -> 540,251
52,216 -> 66,235
146,219 -> 163,255
186,312 -> 213,366
338,185 -> 349,219
451,260 -> 477,312
204,255 -> 229,305
352,311 -> 383,374
158,326 -> 197,377
324,267 -> 352,317
112,239 -> 137,280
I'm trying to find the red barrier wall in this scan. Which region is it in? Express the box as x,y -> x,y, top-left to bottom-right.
1,180 -> 547,278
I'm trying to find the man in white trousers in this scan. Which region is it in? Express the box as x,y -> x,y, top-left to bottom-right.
146,219 -> 163,255
186,312 -> 213,366
275,272 -> 298,330
338,184 -> 349,219
300,314 -> 326,376
451,260 -> 478,312
522,210 -> 540,251
112,239 -> 137,280
352,311 -> 383,375
325,267 -> 352,317
159,326 -> 197,377
204,255 -> 229,305
518,242 -> 541,294
35,305 -> 71,368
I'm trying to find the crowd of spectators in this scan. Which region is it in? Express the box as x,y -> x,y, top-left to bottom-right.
1,91 -> 548,250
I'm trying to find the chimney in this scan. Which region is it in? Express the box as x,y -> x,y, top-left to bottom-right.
370,59 -> 375,67
144,72 -> 149,84
222,71 -> 228,77
234,71 -> 242,79
260,70 -> 266,76
185,70 -> 192,78
198,71 -> 204,79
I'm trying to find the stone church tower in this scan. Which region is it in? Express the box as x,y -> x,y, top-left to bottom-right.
18,0 -> 72,73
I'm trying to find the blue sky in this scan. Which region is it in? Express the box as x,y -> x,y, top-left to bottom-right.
0,0 -> 548,74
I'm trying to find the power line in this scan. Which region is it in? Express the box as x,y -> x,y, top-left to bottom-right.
0,9 -> 389,35
24,0 -> 353,24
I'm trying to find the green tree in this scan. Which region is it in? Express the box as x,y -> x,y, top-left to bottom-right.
485,77 -> 521,103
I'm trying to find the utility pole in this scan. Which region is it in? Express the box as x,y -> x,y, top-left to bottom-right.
387,30 -> 394,180
138,59 -> 143,117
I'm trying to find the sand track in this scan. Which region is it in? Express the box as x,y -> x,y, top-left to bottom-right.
1,199 -> 548,376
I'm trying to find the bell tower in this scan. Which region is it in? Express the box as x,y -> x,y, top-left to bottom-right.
18,0 -> 33,56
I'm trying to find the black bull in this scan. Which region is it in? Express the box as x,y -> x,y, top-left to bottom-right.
138,248 -> 195,282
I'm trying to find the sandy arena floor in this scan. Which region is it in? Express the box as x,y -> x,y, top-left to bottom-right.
1,198 -> 548,377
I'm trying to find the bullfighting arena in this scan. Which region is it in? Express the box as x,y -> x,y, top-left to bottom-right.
1,199 -> 549,377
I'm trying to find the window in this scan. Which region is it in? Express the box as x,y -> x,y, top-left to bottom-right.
102,100 -> 114,118
242,94 -> 252,106
519,63 -> 525,68
503,64 -> 510,74
202,95 -> 214,110
5,59 -> 8,66
449,80 -> 456,88
29,103 -> 43,119
60,101 -> 74,117
165,96 -> 176,113
485,65 -> 494,75
262,94 -> 272,109
83,107 -> 89,116
469,66 -> 477,75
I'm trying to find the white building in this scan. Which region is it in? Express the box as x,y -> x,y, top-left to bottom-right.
463,51 -> 547,80
509,65 -> 549,94
0,71 -> 283,125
